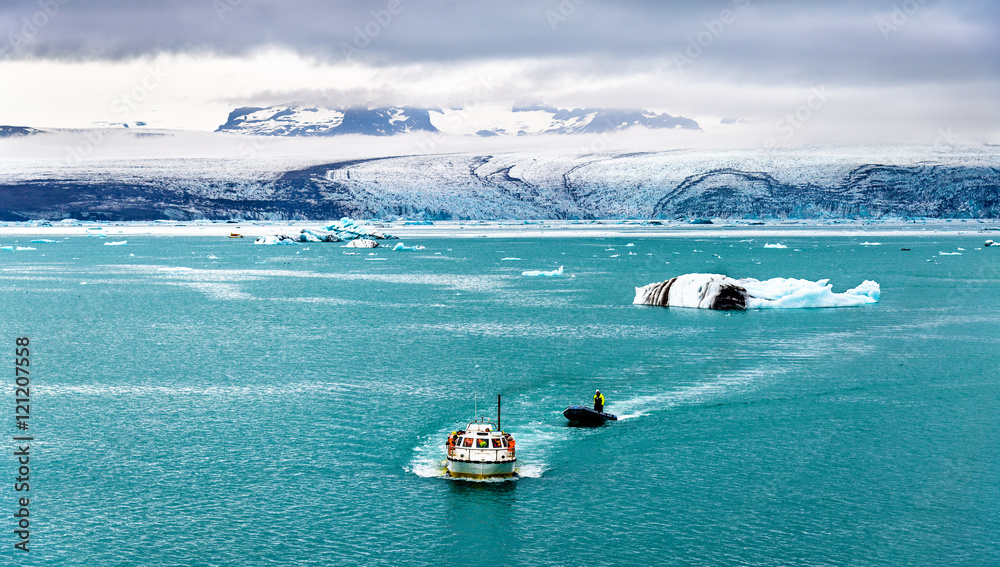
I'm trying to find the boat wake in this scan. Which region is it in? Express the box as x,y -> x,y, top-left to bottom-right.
612,369 -> 773,420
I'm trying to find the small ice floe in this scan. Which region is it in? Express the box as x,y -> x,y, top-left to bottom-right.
957,247 -> 965,251
763,243 -> 787,249
610,254 -> 620,258
605,248 -> 616,251
393,242 -> 426,251
939,251 -> 963,256
342,252 -> 359,255
30,239 -> 59,243
15,246 -> 36,251
1,246 -> 14,251
522,266 -> 564,277
254,235 -> 298,245
986,240 -> 995,247
626,243 -> 635,247
500,257 -> 521,261
343,239 -> 378,248
859,242 -> 882,246
104,240 -> 127,246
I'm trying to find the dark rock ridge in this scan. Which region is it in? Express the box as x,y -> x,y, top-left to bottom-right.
1,149 -> 997,221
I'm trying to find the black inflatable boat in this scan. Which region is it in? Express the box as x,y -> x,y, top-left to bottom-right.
563,406 -> 618,425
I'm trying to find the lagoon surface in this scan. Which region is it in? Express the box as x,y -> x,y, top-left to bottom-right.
1,231 -> 998,566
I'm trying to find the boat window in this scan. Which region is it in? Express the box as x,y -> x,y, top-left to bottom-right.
462,437 -> 473,447
500,438 -> 508,448
476,439 -> 488,448
491,439 -> 502,448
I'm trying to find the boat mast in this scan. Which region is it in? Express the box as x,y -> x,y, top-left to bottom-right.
497,394 -> 501,431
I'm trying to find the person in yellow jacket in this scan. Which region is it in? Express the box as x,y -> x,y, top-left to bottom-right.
593,389 -> 605,413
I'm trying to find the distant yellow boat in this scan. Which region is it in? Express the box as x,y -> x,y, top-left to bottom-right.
229,233 -> 244,238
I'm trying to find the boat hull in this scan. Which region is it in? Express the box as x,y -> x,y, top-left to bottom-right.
446,458 -> 516,479
563,406 -> 618,425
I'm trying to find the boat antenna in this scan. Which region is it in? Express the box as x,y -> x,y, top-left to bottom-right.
497,394 -> 501,431
474,394 -> 477,422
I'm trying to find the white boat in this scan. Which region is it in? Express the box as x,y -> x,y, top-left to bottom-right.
446,396 -> 516,479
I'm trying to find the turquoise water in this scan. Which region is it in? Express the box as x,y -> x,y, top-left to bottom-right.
1,234 -> 998,566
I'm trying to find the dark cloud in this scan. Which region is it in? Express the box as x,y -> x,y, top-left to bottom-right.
1,0 -> 998,86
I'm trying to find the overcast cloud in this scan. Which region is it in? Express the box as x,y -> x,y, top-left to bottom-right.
1,0 -> 997,143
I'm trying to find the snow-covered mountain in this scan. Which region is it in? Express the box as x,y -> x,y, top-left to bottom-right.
215,103 -> 700,137
1,146 -> 997,221
0,126 -> 42,137
216,106 -> 438,136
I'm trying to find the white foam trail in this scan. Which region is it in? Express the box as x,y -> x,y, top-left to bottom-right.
613,370 -> 769,420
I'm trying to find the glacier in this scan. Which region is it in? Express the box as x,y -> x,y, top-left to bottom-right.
0,146 -> 998,221
633,274 -> 880,310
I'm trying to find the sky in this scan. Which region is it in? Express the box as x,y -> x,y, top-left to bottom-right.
1,0 -> 998,147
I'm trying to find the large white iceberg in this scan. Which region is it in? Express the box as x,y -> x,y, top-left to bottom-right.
634,273 -> 880,310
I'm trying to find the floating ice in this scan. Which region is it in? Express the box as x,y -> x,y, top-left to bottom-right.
0,246 -> 13,251
298,228 -> 343,242
254,235 -> 299,245
938,251 -> 962,256
15,246 -> 36,251
859,242 -> 882,246
393,242 -> 426,251
343,239 -> 379,248
324,218 -> 397,241
104,240 -> 128,246
763,243 -> 787,249
522,266 -> 564,277
634,273 -> 880,310
500,257 -> 521,261
29,239 -> 58,243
